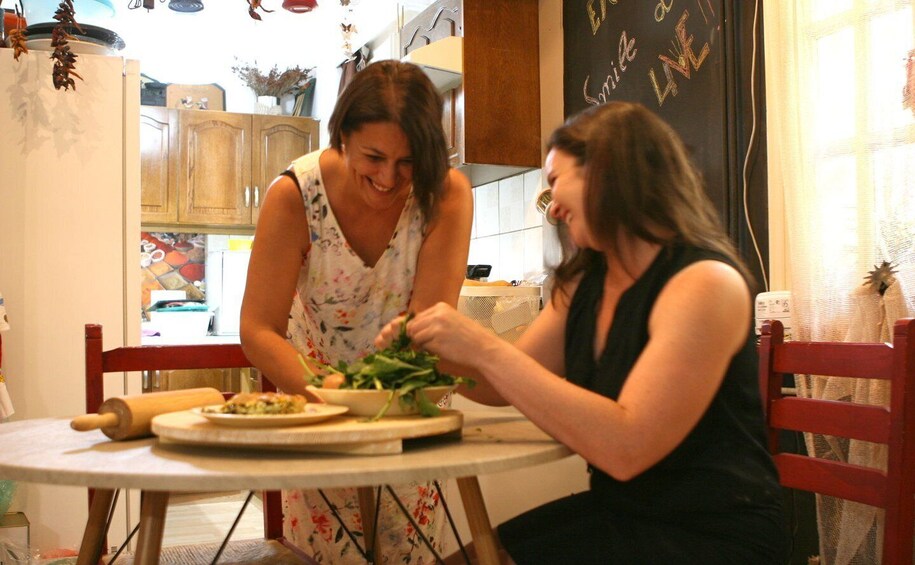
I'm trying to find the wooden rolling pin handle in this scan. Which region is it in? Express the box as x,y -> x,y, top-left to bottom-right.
71,412 -> 120,432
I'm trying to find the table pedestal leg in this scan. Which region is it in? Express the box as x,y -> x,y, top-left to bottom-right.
456,476 -> 500,565
76,488 -> 116,565
134,490 -> 170,565
356,486 -> 381,563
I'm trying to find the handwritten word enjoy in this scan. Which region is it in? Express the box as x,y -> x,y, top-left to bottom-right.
648,9 -> 711,106
583,30 -> 638,106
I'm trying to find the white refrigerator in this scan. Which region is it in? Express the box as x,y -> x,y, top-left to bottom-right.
0,49 -> 141,554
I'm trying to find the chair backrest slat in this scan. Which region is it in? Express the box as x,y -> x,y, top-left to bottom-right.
103,344 -> 251,372
772,342 -> 893,379
770,396 -> 891,444
759,318 -> 915,565
773,453 -> 887,507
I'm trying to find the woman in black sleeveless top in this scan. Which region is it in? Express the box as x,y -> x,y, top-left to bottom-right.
375,102 -> 787,564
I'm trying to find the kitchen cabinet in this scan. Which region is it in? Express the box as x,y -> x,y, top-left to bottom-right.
140,106 -> 177,224
141,108 -> 320,231
400,0 -> 541,186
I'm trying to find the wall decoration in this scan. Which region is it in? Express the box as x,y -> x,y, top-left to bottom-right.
246,0 -> 273,20
340,0 -> 355,58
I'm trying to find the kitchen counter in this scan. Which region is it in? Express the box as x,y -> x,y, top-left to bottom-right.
141,331 -> 241,346
141,335 -> 241,346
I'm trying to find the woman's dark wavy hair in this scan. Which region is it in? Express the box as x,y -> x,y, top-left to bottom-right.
548,101 -> 752,300
328,60 -> 447,222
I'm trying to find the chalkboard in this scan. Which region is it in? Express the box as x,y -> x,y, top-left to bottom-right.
563,0 -> 730,222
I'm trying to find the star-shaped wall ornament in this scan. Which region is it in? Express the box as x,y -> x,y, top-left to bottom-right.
863,261 -> 898,296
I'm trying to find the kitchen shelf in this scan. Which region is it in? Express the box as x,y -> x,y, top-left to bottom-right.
402,36 -> 463,92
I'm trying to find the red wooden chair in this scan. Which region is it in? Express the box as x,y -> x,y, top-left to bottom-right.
758,318 -> 915,564
84,323 -> 311,562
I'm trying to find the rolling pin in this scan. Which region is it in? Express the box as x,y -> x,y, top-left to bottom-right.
71,387 -> 226,441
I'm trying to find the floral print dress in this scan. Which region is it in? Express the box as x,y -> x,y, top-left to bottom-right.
283,150 -> 448,564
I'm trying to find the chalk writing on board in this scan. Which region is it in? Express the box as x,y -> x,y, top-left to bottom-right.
586,0 -> 618,36
584,30 -> 638,105
648,10 -> 712,106
655,0 -> 673,22
588,0 -> 675,34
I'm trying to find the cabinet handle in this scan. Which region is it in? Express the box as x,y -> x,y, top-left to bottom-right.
254,186 -> 260,208
245,186 -> 251,208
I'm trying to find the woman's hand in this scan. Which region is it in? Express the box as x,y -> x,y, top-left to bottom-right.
376,303 -> 495,373
375,314 -> 410,350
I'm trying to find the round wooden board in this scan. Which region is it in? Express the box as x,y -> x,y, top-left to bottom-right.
151,409 -> 463,454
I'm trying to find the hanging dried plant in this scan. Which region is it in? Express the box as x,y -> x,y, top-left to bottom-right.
50,0 -> 84,91
246,0 -> 274,20
6,1 -> 29,61
7,10 -> 29,61
8,27 -> 28,60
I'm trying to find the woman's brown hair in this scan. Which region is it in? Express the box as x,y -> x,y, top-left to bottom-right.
548,101 -> 752,296
328,60 -> 448,222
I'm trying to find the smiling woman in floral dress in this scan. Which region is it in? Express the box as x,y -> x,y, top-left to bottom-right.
240,60 -> 473,564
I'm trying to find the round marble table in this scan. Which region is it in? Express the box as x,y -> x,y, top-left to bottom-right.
0,410 -> 572,564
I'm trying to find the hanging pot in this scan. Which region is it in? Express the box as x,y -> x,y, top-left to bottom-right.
282,0 -> 318,13
2,9 -> 27,41
168,0 -> 204,13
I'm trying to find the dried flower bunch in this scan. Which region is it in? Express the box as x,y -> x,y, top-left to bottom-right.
51,0 -> 84,90
231,59 -> 314,97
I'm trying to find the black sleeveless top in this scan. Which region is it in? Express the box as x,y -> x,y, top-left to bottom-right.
566,244 -> 783,526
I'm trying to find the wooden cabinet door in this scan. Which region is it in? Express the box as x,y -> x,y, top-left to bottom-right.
401,0 -> 462,164
252,115 -> 320,224
140,107 -> 177,224
401,0 -> 540,181
176,111 -> 253,226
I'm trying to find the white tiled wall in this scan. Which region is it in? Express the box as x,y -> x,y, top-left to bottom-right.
469,169 -> 546,282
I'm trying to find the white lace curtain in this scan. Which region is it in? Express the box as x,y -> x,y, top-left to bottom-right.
763,1 -> 915,563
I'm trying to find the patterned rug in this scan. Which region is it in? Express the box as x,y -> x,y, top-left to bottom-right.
105,539 -> 312,564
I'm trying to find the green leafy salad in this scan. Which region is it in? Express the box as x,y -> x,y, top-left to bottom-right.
300,315 -> 474,421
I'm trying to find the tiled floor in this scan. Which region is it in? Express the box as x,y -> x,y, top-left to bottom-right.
162,491 -> 265,547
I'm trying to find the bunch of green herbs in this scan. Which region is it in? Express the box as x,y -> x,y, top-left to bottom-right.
300,315 -> 473,421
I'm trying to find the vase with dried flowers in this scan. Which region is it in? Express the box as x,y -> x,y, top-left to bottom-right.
231,59 -> 314,115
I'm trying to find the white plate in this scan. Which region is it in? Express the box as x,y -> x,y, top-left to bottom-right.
308,385 -> 455,418
194,403 -> 348,428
